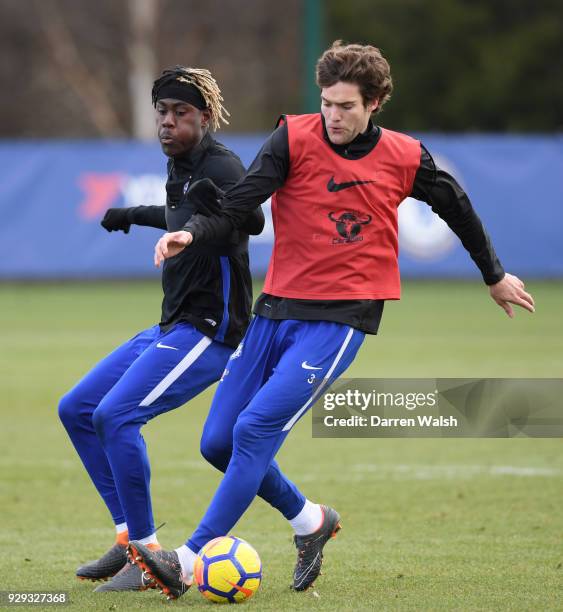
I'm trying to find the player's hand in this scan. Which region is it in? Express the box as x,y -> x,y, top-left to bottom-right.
101,208 -> 132,233
188,178 -> 224,217
154,231 -> 193,267
489,273 -> 535,318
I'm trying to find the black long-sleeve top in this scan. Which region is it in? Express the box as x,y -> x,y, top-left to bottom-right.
124,131 -> 265,347
183,117 -> 505,334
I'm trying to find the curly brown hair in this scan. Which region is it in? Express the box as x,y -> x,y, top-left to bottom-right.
316,40 -> 393,114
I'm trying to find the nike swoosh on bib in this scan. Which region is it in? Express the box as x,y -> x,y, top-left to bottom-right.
327,176 -> 377,192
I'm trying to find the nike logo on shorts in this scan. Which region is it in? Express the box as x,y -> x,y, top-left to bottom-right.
301,361 -> 322,370
156,342 -> 179,350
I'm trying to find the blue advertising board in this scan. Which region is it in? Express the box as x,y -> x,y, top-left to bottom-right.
0,134 -> 561,279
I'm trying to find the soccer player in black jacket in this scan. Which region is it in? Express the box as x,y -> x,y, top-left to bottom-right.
58,66 -> 264,592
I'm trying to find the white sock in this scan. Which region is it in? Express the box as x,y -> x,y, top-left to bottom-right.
115,522 -> 128,534
175,545 -> 197,582
138,533 -> 158,546
289,500 -> 323,535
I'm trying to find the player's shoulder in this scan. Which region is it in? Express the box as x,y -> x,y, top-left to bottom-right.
282,113 -> 320,128
202,138 -> 245,185
282,114 -> 322,146
378,127 -> 421,171
205,138 -> 244,168
206,137 -> 239,160
380,126 -> 420,147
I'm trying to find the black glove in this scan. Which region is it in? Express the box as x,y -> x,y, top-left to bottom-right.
101,208 -> 132,233
188,178 -> 224,217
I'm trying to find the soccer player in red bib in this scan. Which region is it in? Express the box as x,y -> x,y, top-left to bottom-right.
128,41 -> 535,599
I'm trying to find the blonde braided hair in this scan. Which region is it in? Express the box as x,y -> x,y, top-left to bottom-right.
152,66 -> 230,131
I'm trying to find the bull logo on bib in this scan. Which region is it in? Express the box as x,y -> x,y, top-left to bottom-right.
328,211 -> 372,244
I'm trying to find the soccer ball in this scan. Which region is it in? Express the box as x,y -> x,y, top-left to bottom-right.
193,536 -> 262,603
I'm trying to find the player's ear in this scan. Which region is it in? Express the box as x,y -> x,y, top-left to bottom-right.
201,109 -> 212,128
366,99 -> 378,114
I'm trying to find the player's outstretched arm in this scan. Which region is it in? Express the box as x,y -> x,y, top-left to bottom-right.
101,206 -> 167,234
154,231 -> 193,267
489,273 -> 535,318
184,123 -> 289,244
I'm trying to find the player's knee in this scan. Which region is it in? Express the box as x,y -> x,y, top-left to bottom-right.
58,390 -> 81,429
200,432 -> 230,471
92,399 -> 138,444
232,415 -> 262,448
92,402 -> 114,442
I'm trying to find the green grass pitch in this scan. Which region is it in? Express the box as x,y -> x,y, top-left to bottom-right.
1,280 -> 562,610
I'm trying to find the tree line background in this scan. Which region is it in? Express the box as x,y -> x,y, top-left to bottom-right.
1,0 -> 561,137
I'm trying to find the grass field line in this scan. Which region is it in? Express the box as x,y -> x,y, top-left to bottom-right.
355,463 -> 561,478
0,457 -> 211,471
310,463 -> 562,481
0,458 -> 560,479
